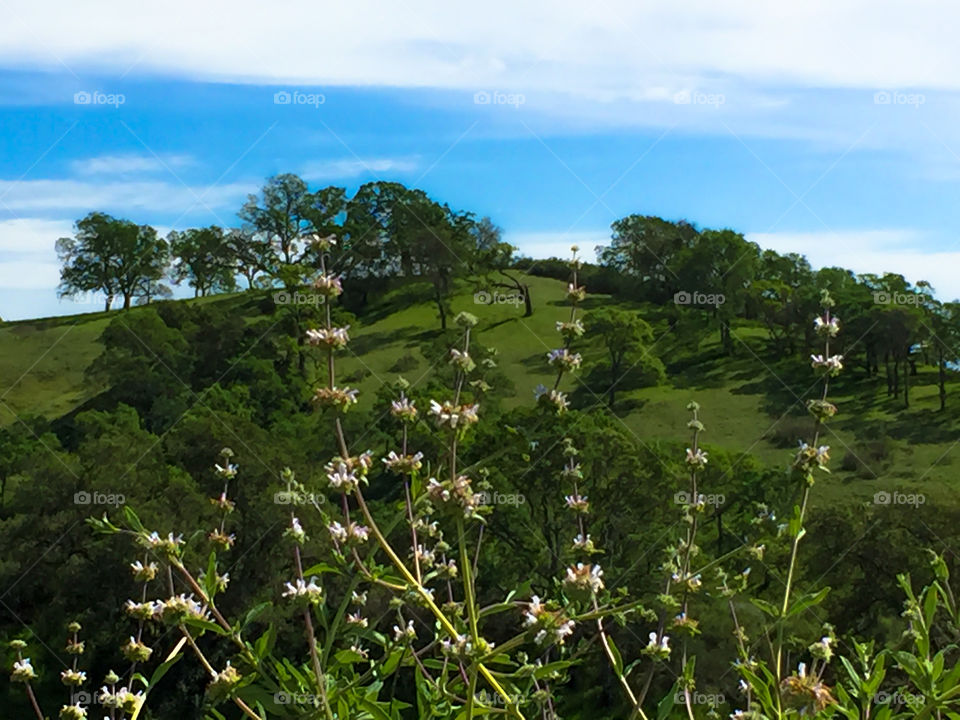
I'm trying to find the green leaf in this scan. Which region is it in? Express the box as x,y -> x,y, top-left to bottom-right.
607,635 -> 624,676
750,598 -> 781,618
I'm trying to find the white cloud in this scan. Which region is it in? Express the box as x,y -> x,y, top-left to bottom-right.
504,230 -> 605,263
0,178 -> 252,217
302,157 -> 419,181
0,259 -> 60,289
71,153 -> 195,175
0,218 -> 74,253
748,229 -> 960,301
0,2 -> 956,95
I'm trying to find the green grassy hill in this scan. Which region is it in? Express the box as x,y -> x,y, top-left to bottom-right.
2,273 -> 958,509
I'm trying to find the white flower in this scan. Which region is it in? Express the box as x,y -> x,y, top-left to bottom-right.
306,326 -> 351,349
214,462 -> 237,479
346,612 -> 368,628
685,447 -> 708,469
282,577 -> 323,605
810,353 -> 844,374
326,463 -> 359,492
429,400 -> 479,430
393,619 -> 416,643
564,493 -> 590,513
390,395 -> 418,421
12,657 -> 36,682
564,562 -> 604,594
547,348 -> 582,372
814,315 -> 840,337
327,521 -> 348,544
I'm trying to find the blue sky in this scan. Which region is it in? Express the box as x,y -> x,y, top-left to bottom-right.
2,1 -> 960,320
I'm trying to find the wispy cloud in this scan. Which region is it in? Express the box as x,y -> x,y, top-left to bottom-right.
504,230 -> 607,263
71,153 -> 195,175
301,157 -> 419,181
748,229 -> 960,301
0,178 -> 253,215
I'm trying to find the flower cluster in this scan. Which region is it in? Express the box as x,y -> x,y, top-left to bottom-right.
428,399 -> 479,430
306,325 -> 351,349
313,385 -> 359,411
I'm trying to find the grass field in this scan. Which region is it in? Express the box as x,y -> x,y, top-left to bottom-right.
2,273 -> 958,510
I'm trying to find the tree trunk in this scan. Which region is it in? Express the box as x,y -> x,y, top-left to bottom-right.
940,348 -> 947,411
104,296 -> 112,311
523,284 -> 532,317
903,356 -> 910,408
123,293 -> 132,310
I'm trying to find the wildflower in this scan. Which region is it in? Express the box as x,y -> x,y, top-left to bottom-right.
429,400 -> 480,430
350,644 -> 369,659
781,662 -> 836,713
65,638 -> 84,656
308,233 -> 337,252
209,492 -> 235,512
547,348 -> 582,372
523,596 -> 576,645
810,354 -> 844,375
572,533 -> 595,552
156,594 -> 209,624
671,612 -> 699,633
814,315 -> 840,337
567,283 -> 587,303
214,462 -> 237,479
685,448 -> 708,470
208,529 -> 236,550
644,631 -> 671,659
534,384 -> 570,413
807,399 -> 838,422
436,557 -> 458,579
809,635 -> 834,662
382,450 -> 424,475
455,311 -> 479,328
393,619 -> 417,643
390,395 -> 418,422
286,516 -> 307,544
313,273 -> 343,298
58,704 -> 87,719
141,532 -> 184,556
347,522 -> 370,544
556,319 -> 585,339
326,462 -> 360,493
306,326 -> 351,350
327,521 -> 348,544
413,544 -> 436,567
12,657 -> 36,682
313,386 -> 359,412
449,349 -> 475,371
564,493 -> 590,513
560,464 -> 583,483
564,563 -> 604,594
207,662 -> 242,698
351,591 -> 368,606
124,600 -> 156,621
121,637 -> 153,663
346,613 -> 368,628
794,441 -> 831,471
282,577 -> 323,605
